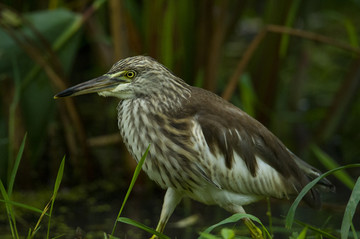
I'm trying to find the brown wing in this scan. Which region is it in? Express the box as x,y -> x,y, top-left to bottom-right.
180,87 -> 332,208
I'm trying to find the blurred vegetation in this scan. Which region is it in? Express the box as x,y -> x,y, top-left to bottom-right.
0,0 -> 360,238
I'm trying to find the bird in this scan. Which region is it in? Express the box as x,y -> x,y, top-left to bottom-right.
54,56 -> 334,238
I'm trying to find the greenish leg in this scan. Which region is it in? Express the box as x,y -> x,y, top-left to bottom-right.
149,188 -> 182,239
244,218 -> 264,239
149,223 -> 165,239
150,234 -> 159,239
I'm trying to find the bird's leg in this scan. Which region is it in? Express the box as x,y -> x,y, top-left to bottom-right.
243,217 -> 263,239
150,188 -> 182,239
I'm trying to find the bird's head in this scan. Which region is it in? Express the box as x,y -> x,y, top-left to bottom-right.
54,56 -> 188,100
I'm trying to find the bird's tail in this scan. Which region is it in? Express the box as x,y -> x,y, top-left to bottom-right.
293,156 -> 335,208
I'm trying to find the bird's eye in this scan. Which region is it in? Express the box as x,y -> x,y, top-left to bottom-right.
126,71 -> 136,78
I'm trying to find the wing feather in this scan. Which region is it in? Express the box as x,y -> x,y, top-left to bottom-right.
178,87 -> 330,207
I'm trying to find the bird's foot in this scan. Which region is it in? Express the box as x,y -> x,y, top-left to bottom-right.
244,218 -> 263,239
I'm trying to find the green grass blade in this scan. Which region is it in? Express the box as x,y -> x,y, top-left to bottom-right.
27,228 -> 32,239
239,74 -> 256,117
199,213 -> 271,239
8,57 -> 21,185
47,157 -> 65,239
220,228 -> 235,239
295,220 -> 337,239
31,198 -> 52,239
296,226 -> 307,239
285,164 -> 360,229
0,180 -> 19,239
197,233 -> 218,239
343,19 -> 359,48
8,133 -> 27,197
117,217 -> 170,239
106,234 -> 121,239
311,144 -> 355,189
53,157 -> 65,195
29,225 -> 42,239
50,234 -> 66,239
266,197 -> 273,236
160,1 -> 175,69
341,176 -> 360,239
279,0 -> 301,58
0,199 -> 46,215
111,145 -> 150,236
350,222 -> 359,239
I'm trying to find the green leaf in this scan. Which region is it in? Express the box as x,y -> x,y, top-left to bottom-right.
117,217 -> 170,239
111,145 -> 150,236
53,157 -> 65,197
296,227 -> 307,239
343,18 -> 359,48
341,176 -> 360,239
295,220 -> 337,239
220,228 -> 235,239
311,145 -> 355,189
106,234 -> 121,239
199,213 -> 271,239
0,199 -> 45,215
47,157 -> 65,239
350,222 -> 358,239
197,233 -> 219,239
7,57 -> 21,186
285,164 -> 360,229
239,74 -> 256,117
160,1 -> 175,69
0,180 -> 19,239
8,133 -> 27,197
279,0 -> 301,58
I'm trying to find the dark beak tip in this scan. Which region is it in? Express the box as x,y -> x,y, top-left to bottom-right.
53,93 -> 63,99
54,89 -> 75,99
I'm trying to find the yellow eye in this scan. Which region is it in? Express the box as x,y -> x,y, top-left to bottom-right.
126,71 -> 136,78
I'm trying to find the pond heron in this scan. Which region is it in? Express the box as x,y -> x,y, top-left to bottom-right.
55,56 -> 334,238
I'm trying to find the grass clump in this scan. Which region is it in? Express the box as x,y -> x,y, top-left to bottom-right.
0,134 -> 65,239
1,137 -> 359,239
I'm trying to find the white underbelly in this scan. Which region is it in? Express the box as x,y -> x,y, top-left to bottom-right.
183,182 -> 263,208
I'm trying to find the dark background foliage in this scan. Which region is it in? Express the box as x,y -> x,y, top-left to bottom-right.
0,0 -> 359,238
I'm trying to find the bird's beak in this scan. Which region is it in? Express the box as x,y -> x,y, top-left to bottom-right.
54,74 -> 127,99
